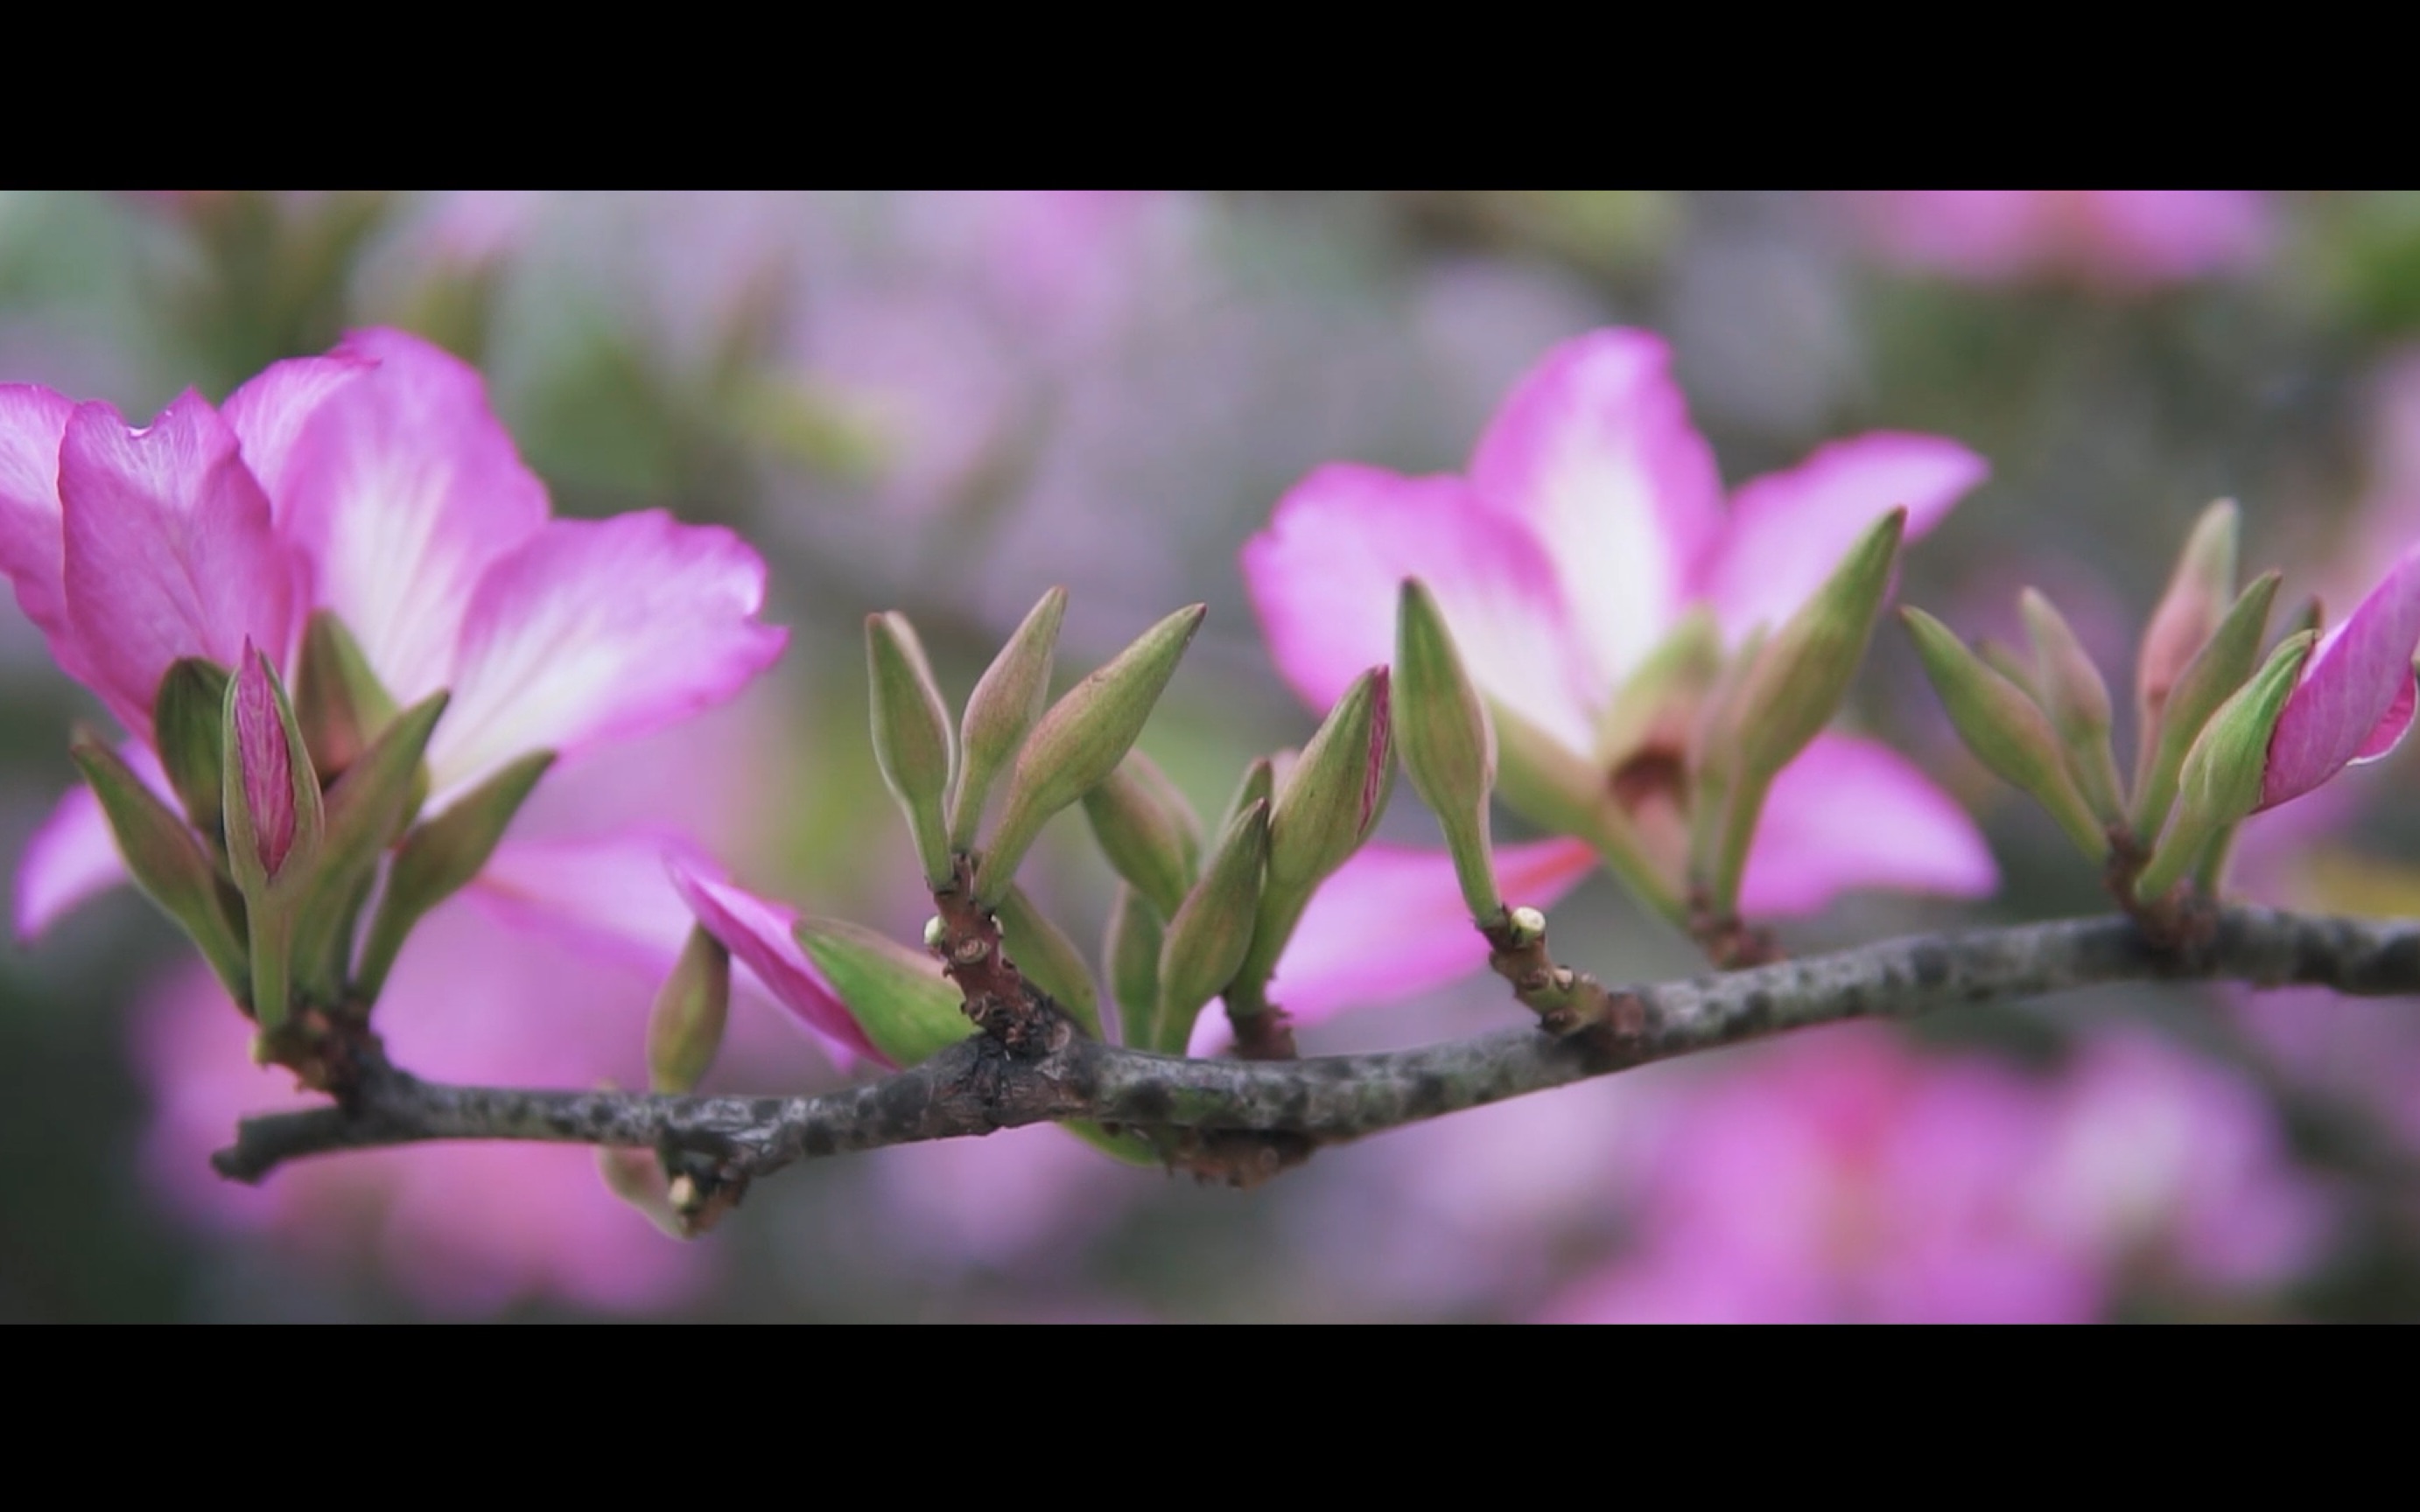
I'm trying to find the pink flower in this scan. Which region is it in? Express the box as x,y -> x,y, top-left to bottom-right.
1239,328 -> 1996,1026
2,326 -> 788,940
132,695 -> 824,1316
1853,191 -> 2273,290
1542,1026 -> 2325,1324
2256,546 -> 2420,811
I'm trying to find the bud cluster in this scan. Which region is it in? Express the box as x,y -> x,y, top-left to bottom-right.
1901,500 -> 2367,906
77,613 -> 550,1044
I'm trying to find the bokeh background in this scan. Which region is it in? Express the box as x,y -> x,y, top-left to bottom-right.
6,189 -> 2420,1322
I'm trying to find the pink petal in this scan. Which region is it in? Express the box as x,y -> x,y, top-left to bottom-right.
1188,836 -> 1598,1054
1244,464 -> 1599,753
57,392 -> 303,738
462,831 -> 718,978
430,511 -> 789,802
2261,546 -> 2420,810
0,384 -> 90,682
1741,731 -> 1999,916
1700,433 -> 1989,640
664,859 -> 885,1067
220,349 -> 370,506
272,329 -> 551,707
1466,329 -> 1726,686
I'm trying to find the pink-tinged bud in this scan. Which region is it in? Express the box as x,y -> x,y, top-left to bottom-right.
2136,500 -> 2239,732
2258,545 -> 2420,811
233,643 -> 297,878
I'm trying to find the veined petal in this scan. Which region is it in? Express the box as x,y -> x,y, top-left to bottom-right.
430,511 -> 788,802
274,329 -> 551,707
460,830 -> 714,978
1740,731 -> 1999,916
1701,433 -> 1989,640
1188,836 -> 1597,1054
665,859 -> 884,1067
1467,329 -> 1726,687
2261,546 -> 2420,810
0,385 -> 89,682
58,393 -> 302,738
221,350 -> 370,506
15,746 -> 160,939
1244,464 -> 1598,753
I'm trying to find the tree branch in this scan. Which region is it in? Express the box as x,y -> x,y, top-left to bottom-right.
211,906 -> 2420,1207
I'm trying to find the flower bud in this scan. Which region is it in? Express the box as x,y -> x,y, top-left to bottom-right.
646,925 -> 732,1094
222,643 -> 319,891
354,746 -> 550,1004
1902,608 -> 2108,862
949,586 -> 1066,850
995,883 -> 1102,1039
1394,578 -> 1502,921
220,643 -> 324,1030
2129,570 -> 2280,843
1218,755 -> 1275,835
1103,884 -> 1166,1050
2020,588 -> 2125,826
2136,629 -> 2316,900
1735,508 -> 1905,784
2137,500 -> 2240,733
151,657 -> 230,855
866,612 -> 958,890
1698,510 -> 1905,913
1156,798 -> 1268,1041
1234,668 -> 1394,996
978,604 -> 1206,907
1081,750 -> 1203,919
69,733 -> 248,1005
794,915 -> 976,1068
292,609 -> 400,782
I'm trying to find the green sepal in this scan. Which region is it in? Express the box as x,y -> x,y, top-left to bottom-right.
950,586 -> 1066,850
996,883 -> 1103,1040
977,604 -> 1206,907
795,915 -> 979,1068
1104,884 -> 1166,1050
1080,750 -> 1203,920
1903,607 -> 2109,862
2020,587 -> 2126,827
1700,509 -> 1904,914
2136,629 -> 2316,900
68,732 -> 249,1006
1239,667 -> 1394,993
2129,570 -> 2281,844
287,690 -> 450,1007
647,925 -> 733,1093
152,657 -> 231,857
352,745 -> 545,1005
1217,756 -> 1276,836
293,609 -> 400,781
866,611 -> 958,890
1395,578 -> 1504,921
1156,798 -> 1269,1045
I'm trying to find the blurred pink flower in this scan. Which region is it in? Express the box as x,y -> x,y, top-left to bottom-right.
1238,327 -> 1996,1028
1854,191 -> 2272,290
3,325 -> 787,938
1542,1026 -> 2325,1323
